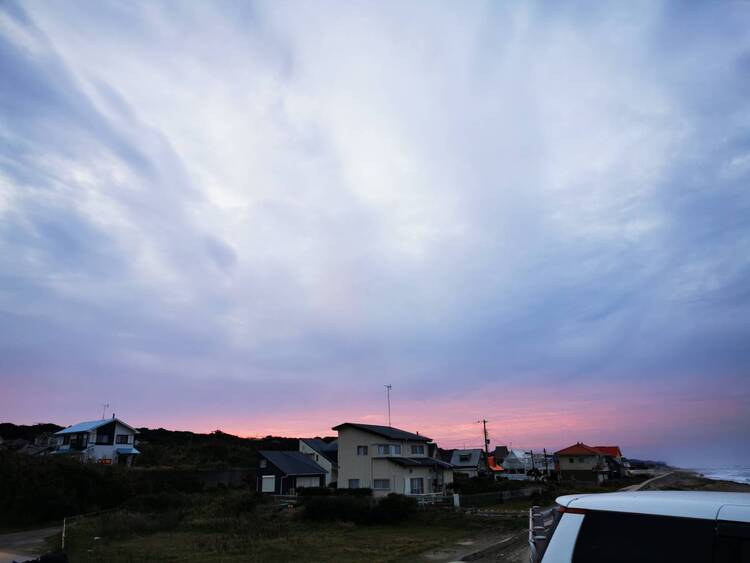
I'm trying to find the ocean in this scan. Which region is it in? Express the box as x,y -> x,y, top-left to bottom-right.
689,467 -> 750,485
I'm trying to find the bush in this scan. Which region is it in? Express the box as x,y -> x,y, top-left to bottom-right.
370,493 -> 417,524
336,487 -> 372,497
302,493 -> 415,525
298,487 -> 332,497
122,492 -> 188,513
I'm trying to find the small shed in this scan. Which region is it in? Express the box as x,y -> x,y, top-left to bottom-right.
257,450 -> 326,494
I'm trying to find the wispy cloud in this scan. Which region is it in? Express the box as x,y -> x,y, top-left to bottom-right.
1,0 -> 749,462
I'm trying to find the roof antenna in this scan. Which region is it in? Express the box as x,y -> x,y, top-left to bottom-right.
384,384 -> 392,427
101,403 -> 110,420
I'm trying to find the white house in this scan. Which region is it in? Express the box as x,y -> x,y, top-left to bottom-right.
299,438 -> 338,485
54,417 -> 140,466
447,449 -> 486,478
334,422 -> 454,498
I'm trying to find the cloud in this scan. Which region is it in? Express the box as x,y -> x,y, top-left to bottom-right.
1,0 -> 749,461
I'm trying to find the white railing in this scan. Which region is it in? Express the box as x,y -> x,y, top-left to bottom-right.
409,492 -> 450,506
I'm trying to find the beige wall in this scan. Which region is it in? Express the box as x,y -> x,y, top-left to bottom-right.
299,440 -> 335,485
558,453 -> 602,471
337,427 -> 452,497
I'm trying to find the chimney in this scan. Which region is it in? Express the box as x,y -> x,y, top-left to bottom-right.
112,413 -> 115,419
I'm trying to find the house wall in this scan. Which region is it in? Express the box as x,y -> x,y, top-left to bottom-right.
299,440 -> 335,485
557,454 -> 601,472
337,427 -> 440,496
56,421 -> 138,466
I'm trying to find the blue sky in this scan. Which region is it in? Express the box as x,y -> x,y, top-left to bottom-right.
1,1 -> 749,464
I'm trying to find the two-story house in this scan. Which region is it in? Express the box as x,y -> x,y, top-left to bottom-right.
299,438 -> 338,485
446,449 -> 487,478
555,442 -> 609,483
53,417 -> 140,466
334,422 -> 453,497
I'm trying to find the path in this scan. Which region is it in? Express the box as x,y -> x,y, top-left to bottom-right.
620,470 -> 675,491
0,526 -> 60,563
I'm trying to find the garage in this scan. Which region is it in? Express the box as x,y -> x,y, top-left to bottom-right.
296,475 -> 320,489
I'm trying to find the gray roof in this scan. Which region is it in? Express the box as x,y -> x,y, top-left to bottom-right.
388,456 -> 454,470
450,449 -> 484,467
332,423 -> 430,442
259,450 -> 327,476
300,438 -> 339,465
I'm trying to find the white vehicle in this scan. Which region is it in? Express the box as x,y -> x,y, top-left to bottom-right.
532,491 -> 750,563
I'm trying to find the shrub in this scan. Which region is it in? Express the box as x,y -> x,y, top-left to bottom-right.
302,493 -> 416,525
336,487 -> 372,497
122,492 -> 188,513
369,493 -> 417,524
302,495 -> 372,523
298,487 -> 332,497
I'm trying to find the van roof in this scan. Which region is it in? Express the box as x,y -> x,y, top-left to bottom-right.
557,491 -> 750,521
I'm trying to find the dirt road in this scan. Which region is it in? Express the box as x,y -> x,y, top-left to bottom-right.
0,526 -> 60,563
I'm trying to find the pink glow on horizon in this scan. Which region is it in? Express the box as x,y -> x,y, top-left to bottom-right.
129,378 -> 746,457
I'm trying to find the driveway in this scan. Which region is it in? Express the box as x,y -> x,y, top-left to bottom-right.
0,527 -> 60,563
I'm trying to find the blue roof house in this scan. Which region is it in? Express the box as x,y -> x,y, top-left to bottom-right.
54,417 -> 140,466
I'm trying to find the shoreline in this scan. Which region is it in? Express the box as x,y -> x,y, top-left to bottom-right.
639,470 -> 750,493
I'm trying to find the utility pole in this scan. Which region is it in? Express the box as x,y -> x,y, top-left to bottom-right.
543,448 -> 549,477
477,419 -> 490,457
101,403 -> 110,420
385,385 -> 392,427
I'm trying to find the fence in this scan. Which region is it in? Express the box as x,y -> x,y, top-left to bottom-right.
61,507 -> 120,550
458,486 -> 542,508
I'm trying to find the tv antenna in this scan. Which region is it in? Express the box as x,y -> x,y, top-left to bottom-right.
384,384 -> 392,426
101,403 -> 110,420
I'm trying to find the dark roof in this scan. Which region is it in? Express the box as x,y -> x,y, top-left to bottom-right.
259,450 -> 327,476
300,438 -> 339,465
332,423 -> 430,442
450,449 -> 484,467
493,446 -> 510,461
387,456 -> 454,470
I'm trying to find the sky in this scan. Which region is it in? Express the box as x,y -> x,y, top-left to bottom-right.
1,1 -> 749,466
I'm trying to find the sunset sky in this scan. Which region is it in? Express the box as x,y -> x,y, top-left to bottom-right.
1,1 -> 749,466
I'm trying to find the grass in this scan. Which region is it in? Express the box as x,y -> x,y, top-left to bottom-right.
62,491 -> 500,562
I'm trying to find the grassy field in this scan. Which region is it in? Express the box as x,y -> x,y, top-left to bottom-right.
60,491 -> 500,562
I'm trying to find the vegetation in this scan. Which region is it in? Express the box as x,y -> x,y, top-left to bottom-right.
301,493 -> 416,525
0,450 -> 135,528
62,489 -> 495,562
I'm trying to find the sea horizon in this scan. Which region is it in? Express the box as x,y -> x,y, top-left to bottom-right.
687,466 -> 750,485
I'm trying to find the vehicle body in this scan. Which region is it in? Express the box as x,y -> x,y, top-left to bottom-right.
531,491 -> 750,563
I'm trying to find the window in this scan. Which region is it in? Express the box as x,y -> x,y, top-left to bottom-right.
259,459 -> 267,469
410,478 -> 424,494
578,457 -> 585,463
348,479 -> 360,489
116,435 -> 130,444
377,444 -> 401,455
63,435 -> 70,445
572,510 -> 714,563
96,433 -> 113,445
459,454 -> 471,462
569,458 -> 575,463
373,479 -> 390,490
411,445 -> 425,455
357,445 -> 368,455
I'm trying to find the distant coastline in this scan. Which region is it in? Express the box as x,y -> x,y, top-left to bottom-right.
643,469 -> 750,492
687,467 -> 750,486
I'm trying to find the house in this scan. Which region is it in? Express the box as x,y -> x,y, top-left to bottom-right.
555,442 -> 609,483
299,438 -> 339,485
34,432 -> 59,448
53,417 -> 140,466
334,422 -> 454,497
257,450 -> 327,494
501,448 -> 535,480
487,455 -> 505,480
493,445 -> 510,465
594,445 -> 627,479
447,449 -> 486,478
